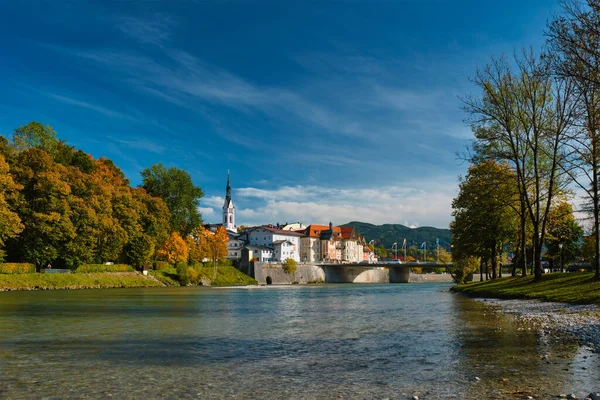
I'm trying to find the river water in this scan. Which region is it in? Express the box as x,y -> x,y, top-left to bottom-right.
0,283 -> 598,399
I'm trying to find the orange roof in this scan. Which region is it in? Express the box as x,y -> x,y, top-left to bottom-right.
340,226 -> 355,239
304,224 -> 342,238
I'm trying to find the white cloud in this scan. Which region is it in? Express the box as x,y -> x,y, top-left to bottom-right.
203,196 -> 224,208
198,206 -> 216,220
231,184 -> 456,229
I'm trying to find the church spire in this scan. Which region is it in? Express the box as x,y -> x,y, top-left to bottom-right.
223,170 -> 235,231
225,169 -> 232,204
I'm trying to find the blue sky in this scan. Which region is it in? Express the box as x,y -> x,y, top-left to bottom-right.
0,1 -> 559,228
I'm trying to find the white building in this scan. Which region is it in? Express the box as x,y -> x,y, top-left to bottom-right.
243,245 -> 274,262
226,232 -> 245,260
223,171 -> 235,232
247,227 -> 302,262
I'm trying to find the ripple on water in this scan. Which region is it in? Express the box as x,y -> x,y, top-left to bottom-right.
0,284 -> 598,399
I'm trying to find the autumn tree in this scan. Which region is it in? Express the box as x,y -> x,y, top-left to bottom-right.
157,232 -> 189,265
8,149 -> 76,267
452,161 -> 518,279
0,154 -> 23,260
463,51 -> 578,280
210,226 -> 229,265
547,0 -> 600,279
141,163 -> 203,236
544,200 -> 583,268
438,248 -> 452,264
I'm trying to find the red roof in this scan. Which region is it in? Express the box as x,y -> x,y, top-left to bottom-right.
304,224 -> 342,238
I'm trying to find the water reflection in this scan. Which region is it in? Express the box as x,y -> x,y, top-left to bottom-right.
451,295 -> 599,398
0,285 -> 598,399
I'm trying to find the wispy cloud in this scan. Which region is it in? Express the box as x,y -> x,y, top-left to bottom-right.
46,92 -> 136,121
116,14 -> 176,47
114,137 -> 166,154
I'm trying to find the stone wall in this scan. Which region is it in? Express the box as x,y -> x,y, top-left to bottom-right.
254,262 -> 325,285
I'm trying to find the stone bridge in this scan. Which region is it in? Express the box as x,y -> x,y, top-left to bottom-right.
244,262 -> 444,285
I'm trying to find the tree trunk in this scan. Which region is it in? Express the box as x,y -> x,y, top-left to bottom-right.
491,244 -> 497,279
534,227 -> 543,281
480,260 -> 484,282
594,161 -> 600,280
520,197 -> 527,277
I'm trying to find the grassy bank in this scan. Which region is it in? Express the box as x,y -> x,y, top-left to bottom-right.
0,272 -> 163,291
150,264 -> 257,287
451,272 -> 600,304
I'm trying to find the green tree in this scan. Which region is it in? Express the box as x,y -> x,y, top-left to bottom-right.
12,121 -> 58,156
141,163 -> 203,236
452,161 -> 518,279
127,234 -> 156,268
449,256 -> 479,285
283,257 -> 297,274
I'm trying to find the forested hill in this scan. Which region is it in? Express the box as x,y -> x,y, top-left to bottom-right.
342,221 -> 452,250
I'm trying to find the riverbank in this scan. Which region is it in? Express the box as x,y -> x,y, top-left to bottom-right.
451,272 -> 600,304
0,272 -> 163,291
476,297 -> 600,351
150,265 -> 257,286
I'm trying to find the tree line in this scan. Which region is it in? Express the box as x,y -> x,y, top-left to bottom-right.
0,121 -> 228,269
452,0 -> 600,283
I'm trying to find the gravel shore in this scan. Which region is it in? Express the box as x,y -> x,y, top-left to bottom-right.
477,298 -> 600,351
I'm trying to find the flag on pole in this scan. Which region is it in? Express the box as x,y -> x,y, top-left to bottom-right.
402,239 -> 406,248
420,242 -> 426,249
436,238 -> 439,246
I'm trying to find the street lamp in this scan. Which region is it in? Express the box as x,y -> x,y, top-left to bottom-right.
559,243 -> 564,273
392,242 -> 398,261
368,240 -> 375,263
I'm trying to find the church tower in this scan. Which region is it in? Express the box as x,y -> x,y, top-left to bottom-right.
223,171 -> 235,232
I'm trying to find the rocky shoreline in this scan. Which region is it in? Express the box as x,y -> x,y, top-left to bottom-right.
475,298 -> 600,400
477,298 -> 600,351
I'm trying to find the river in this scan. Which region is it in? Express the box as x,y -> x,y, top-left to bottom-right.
0,283 -> 598,399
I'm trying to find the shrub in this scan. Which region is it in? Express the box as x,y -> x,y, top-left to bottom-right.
0,263 -> 36,274
410,267 -> 422,274
433,267 -> 446,274
188,267 -> 200,285
75,264 -> 134,273
153,261 -> 171,270
283,258 -> 297,274
449,256 -> 479,284
176,262 -> 190,286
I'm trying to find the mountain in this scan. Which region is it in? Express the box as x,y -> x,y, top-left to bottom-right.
341,221 -> 452,250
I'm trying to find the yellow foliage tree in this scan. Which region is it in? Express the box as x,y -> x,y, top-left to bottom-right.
0,155 -> 23,259
157,232 -> 189,265
211,226 -> 229,264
